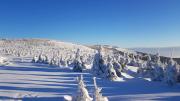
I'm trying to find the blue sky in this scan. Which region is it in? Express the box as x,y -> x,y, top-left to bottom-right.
0,0 -> 180,48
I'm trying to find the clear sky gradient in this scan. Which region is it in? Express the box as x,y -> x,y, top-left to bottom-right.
0,0 -> 180,48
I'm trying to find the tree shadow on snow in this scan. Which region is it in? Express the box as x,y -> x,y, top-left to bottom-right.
96,77 -> 180,96
0,65 -> 64,73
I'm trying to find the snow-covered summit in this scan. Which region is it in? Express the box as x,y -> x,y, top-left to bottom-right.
0,39 -> 94,51
0,39 -> 95,57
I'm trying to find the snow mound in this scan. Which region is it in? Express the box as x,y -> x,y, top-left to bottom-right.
0,56 -> 9,66
64,95 -> 72,101
0,56 -> 6,63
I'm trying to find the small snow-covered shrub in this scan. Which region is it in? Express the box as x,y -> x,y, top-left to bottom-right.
93,77 -> 108,101
49,57 -> 57,66
43,56 -> 49,64
0,56 -> 9,65
73,49 -> 84,72
151,56 -> 164,81
137,54 -> 154,78
0,57 -> 6,63
64,75 -> 92,101
129,54 -> 137,66
106,61 -> 119,81
37,54 -> 43,63
164,58 -> 177,86
32,56 -> 38,63
113,60 -> 122,77
64,76 -> 108,101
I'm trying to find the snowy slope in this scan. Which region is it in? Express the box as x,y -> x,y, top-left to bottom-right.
0,39 -> 135,59
0,56 -> 180,101
0,39 -> 180,101
0,39 -> 96,66
0,39 -> 95,56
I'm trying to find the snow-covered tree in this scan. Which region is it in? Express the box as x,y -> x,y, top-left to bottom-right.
119,53 -> 130,71
113,59 -> 122,77
136,55 -> 142,67
137,62 -> 146,76
92,47 -> 106,76
73,49 -> 84,72
17,51 -> 21,57
164,58 -> 177,86
92,47 -> 119,81
93,77 -> 108,101
105,59 -> 119,81
124,53 -> 130,65
72,75 -> 93,101
59,56 -> 68,67
129,54 -> 137,66
80,56 -> 87,69
73,60 -> 83,72
64,75 -> 93,101
37,54 -> 43,63
137,54 -> 153,77
49,57 -> 57,66
146,55 -> 153,69
43,55 -> 49,64
176,64 -> 180,83
151,54 -> 164,81
32,56 -> 38,63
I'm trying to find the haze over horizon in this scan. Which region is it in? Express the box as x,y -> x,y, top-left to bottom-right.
0,0 -> 180,48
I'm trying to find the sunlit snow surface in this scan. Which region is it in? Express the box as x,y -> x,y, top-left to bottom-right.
0,56 -> 180,101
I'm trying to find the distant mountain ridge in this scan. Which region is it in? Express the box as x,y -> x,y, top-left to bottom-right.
131,47 -> 180,58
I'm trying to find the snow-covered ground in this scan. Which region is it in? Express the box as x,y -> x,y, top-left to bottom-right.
0,56 -> 180,101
